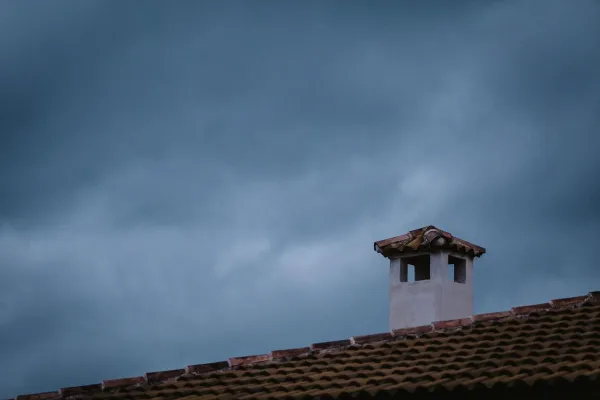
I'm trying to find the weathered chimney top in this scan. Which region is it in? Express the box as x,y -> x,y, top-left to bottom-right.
374,225 -> 486,259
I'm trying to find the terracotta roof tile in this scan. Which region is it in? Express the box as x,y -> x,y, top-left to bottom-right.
143,368 -> 185,384
58,384 -> 101,396
350,332 -> 393,345
432,317 -> 472,330
15,392 -> 59,400
550,295 -> 589,308
101,376 -> 144,390
374,225 -> 486,258
512,302 -> 551,315
185,360 -> 228,374
11,290 -> 600,399
471,310 -> 513,322
392,323 -> 433,337
310,339 -> 351,351
228,354 -> 270,367
270,347 -> 310,359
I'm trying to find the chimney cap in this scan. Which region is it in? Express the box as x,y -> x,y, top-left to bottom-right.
374,225 -> 486,259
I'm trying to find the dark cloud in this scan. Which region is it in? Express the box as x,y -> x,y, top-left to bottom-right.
1,0 -> 599,397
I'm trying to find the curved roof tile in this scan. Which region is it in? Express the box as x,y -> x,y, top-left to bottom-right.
374,225 -> 486,258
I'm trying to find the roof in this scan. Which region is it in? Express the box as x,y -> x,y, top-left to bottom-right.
12,291 -> 600,400
374,226 -> 486,259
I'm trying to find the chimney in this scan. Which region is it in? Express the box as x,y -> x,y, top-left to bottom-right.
374,226 -> 486,331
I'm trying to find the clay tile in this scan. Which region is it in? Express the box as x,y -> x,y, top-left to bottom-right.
550,296 -> 588,308
588,291 -> 600,303
270,347 -> 310,359
310,339 -> 351,351
185,361 -> 229,374
143,369 -> 185,384
432,318 -> 472,330
392,324 -> 433,337
512,303 -> 551,315
374,234 -> 409,250
15,392 -> 59,400
59,384 -> 102,396
101,376 -> 145,390
471,310 -> 513,322
228,354 -> 270,367
351,332 -> 393,345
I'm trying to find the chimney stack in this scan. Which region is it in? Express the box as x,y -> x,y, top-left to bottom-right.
374,226 -> 486,331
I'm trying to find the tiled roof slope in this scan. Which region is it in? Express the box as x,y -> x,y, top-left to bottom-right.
374,226 -> 486,258
12,291 -> 600,400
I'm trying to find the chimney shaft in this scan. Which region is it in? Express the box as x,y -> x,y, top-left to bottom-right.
374,226 -> 485,331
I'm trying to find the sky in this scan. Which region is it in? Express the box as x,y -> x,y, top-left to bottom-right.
1,0 -> 599,397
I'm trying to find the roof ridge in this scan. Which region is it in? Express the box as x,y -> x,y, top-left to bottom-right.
11,290 -> 600,400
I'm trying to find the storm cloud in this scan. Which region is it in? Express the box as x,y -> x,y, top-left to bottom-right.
1,0 -> 599,397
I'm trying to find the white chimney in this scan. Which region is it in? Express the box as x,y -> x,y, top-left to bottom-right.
374,226 -> 486,331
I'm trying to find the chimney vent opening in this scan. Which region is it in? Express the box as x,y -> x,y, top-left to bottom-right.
400,255 -> 430,283
448,255 -> 467,283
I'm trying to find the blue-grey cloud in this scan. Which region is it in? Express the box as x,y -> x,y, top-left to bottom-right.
1,0 -> 599,397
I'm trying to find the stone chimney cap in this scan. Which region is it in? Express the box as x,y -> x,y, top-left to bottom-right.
374,225 -> 486,259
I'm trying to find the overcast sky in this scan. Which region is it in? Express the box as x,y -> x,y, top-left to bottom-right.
1,0 -> 599,397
